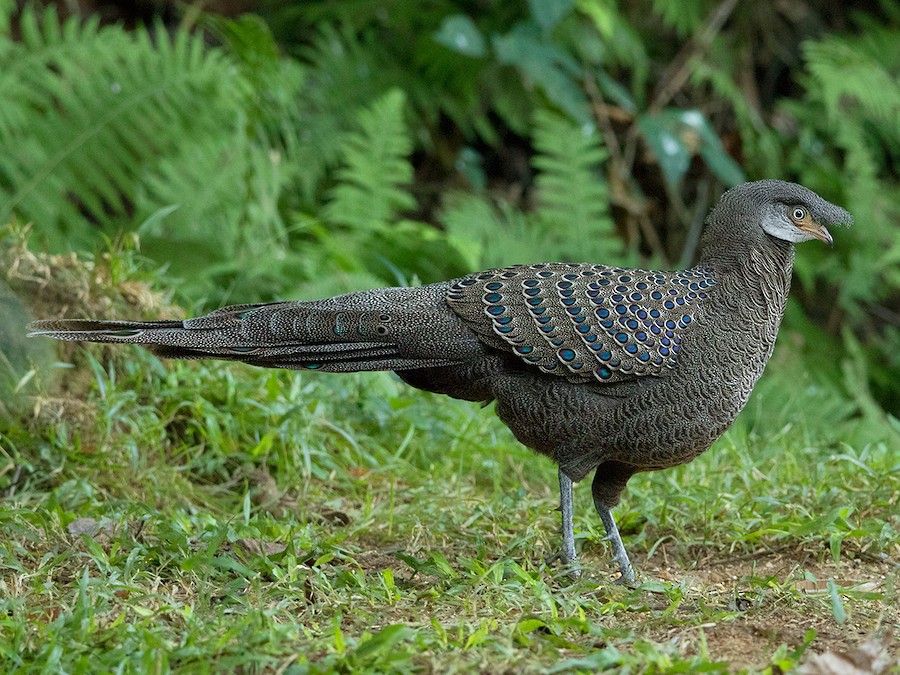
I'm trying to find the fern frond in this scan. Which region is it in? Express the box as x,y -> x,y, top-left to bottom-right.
531,109 -> 620,261
650,0 -> 711,37
440,112 -> 622,270
0,7 -> 249,248
441,192 -> 540,269
803,34 -> 900,133
204,13 -> 308,153
135,134 -> 248,252
293,23 -> 400,202
324,89 -> 416,231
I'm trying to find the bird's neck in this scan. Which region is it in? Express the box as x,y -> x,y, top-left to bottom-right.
703,235 -> 795,352
701,231 -> 794,283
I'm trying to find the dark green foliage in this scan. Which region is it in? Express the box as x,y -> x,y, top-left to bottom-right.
0,1 -> 897,407
0,7 -> 248,248
439,108 -> 623,271
1,4 -> 898,668
531,109 -> 612,241
636,109 -> 745,188
781,22 -> 900,407
324,89 -> 416,231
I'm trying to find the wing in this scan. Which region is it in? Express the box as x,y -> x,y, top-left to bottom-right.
447,262 -> 715,384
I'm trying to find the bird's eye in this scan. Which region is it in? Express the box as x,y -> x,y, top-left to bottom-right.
791,207 -> 807,221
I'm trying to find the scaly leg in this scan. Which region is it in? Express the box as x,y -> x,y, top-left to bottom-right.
545,468 -> 580,576
594,500 -> 635,585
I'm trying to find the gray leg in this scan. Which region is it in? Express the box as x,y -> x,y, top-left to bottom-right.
594,500 -> 635,585
545,468 -> 579,575
558,468 -> 577,565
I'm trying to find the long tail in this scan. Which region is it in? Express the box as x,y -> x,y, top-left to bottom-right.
27,285 -> 482,372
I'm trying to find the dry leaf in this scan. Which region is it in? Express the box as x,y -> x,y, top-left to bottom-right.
798,636 -> 896,675
67,517 -> 100,537
235,538 -> 287,556
314,507 -> 351,526
795,579 -> 877,594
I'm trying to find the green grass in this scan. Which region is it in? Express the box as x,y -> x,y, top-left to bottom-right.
1,250 -> 898,673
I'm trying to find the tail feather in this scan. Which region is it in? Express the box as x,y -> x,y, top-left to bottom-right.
27,318 -> 183,335
147,342 -> 398,363
27,285 -> 484,372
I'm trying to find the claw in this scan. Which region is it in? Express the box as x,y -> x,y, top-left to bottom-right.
545,548 -> 582,580
565,564 -> 583,580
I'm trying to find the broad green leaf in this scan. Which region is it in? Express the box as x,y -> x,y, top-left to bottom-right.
597,71 -> 636,113
638,109 -> 745,187
434,14 -> 486,57
675,109 -> 746,186
493,22 -> 590,123
637,113 -> 691,187
455,146 -> 486,191
352,624 -> 412,660
429,551 -> 458,578
829,532 -> 844,564
516,618 -> 548,634
575,0 -> 616,38
827,579 -> 848,624
528,0 -> 575,31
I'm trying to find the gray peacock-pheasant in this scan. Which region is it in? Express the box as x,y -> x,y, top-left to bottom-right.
29,180 -> 851,583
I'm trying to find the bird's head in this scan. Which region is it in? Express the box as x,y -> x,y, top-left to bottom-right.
707,179 -> 852,250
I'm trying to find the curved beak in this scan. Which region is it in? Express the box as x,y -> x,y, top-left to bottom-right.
800,221 -> 834,247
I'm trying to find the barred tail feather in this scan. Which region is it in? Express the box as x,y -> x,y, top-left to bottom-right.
26,318 -> 185,337
27,286 -> 483,372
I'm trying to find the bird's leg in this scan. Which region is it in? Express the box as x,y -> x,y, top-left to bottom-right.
592,462 -> 637,585
545,468 -> 580,576
558,468 -> 577,566
594,500 -> 635,585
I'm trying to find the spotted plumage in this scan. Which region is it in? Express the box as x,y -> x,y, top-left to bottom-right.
448,264 -> 714,383
27,180 -> 852,584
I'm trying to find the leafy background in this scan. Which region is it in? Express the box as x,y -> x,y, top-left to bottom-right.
1,0 -> 897,412
0,0 -> 897,671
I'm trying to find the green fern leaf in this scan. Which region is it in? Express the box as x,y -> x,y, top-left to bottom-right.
0,7 -> 249,249
650,0 -> 711,37
292,24 -> 401,203
803,35 -> 900,133
441,192 -> 541,269
324,89 -> 416,232
531,109 -> 620,261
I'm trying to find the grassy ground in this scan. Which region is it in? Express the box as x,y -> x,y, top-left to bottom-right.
1,236 -> 898,673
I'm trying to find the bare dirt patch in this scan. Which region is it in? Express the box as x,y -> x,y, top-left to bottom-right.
635,543 -> 898,670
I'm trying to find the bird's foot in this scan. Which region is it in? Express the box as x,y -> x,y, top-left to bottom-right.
612,554 -> 636,586
545,550 -> 582,579
596,503 -> 637,586
544,550 -> 562,565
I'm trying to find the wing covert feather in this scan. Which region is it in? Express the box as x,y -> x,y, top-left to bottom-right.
447,263 -> 715,383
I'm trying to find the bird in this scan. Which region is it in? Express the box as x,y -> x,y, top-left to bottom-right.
28,180 -> 851,584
